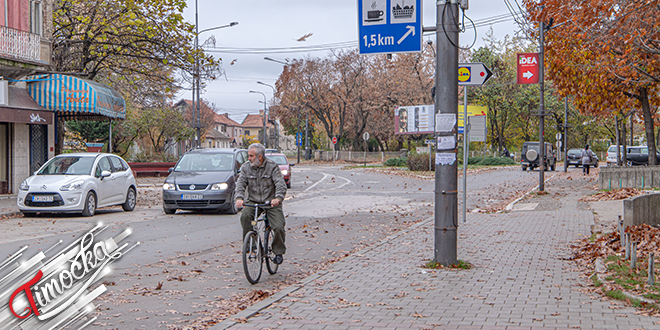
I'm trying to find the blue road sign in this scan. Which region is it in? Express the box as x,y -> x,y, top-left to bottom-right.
358,0 -> 422,55
296,132 -> 303,147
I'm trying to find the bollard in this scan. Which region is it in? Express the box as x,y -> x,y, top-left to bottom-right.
625,233 -> 631,260
609,178 -> 612,190
619,216 -> 625,248
642,176 -> 645,188
620,178 -> 622,188
631,242 -> 637,269
649,253 -> 655,285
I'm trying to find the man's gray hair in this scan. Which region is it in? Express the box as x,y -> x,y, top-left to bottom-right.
248,143 -> 266,158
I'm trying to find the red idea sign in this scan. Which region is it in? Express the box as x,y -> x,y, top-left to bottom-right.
332,137 -> 337,144
517,52 -> 540,84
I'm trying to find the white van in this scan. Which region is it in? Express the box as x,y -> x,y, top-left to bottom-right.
606,145 -> 630,166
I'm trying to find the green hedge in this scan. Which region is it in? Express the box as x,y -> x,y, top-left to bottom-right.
466,156 -> 516,166
384,157 -> 408,167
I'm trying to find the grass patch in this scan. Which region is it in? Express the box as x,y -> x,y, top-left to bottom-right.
605,290 -> 645,307
424,259 -> 472,270
591,274 -> 603,287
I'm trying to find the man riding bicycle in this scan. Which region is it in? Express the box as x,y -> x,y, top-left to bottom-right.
234,143 -> 287,264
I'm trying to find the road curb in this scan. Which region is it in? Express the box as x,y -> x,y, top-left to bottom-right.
212,216 -> 434,330
503,173 -> 557,212
0,211 -> 21,218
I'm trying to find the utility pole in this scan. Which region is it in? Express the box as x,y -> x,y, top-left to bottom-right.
434,0 -> 459,266
297,108 -> 301,164
538,21 -> 546,191
563,97 -> 568,172
304,115 -> 309,160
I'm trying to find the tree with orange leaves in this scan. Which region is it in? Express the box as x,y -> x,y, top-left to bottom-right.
523,0 -> 660,164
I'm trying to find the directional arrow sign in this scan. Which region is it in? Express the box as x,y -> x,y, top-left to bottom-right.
458,63 -> 493,86
517,52 -> 540,84
358,0 -> 422,55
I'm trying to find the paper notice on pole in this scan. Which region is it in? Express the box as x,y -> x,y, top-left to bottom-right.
435,153 -> 456,166
435,114 -> 456,132
436,136 -> 456,151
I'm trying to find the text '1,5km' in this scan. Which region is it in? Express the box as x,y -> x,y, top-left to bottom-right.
358,0 -> 422,55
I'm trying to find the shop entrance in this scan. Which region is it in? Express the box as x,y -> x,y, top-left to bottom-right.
29,124 -> 47,174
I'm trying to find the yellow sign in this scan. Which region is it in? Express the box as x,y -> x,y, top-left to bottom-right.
458,67 -> 471,83
458,105 -> 487,128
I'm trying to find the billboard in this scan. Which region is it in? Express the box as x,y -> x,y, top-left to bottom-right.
394,105 -> 487,135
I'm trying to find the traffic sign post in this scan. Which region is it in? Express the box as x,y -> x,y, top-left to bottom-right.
358,0 -> 422,55
517,53 -> 540,84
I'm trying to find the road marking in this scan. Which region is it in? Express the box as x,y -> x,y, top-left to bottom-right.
304,173 -> 330,192
330,174 -> 353,190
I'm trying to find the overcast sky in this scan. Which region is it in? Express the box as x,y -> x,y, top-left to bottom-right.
180,0 -> 527,123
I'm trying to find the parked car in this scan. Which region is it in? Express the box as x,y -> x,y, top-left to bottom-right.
162,148 -> 247,214
265,149 -> 279,154
17,153 -> 137,217
626,146 -> 660,166
566,148 -> 599,168
521,142 -> 556,171
606,145 -> 628,166
265,153 -> 294,188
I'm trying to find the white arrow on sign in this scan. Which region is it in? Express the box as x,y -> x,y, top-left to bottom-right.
397,26 -> 415,45
523,71 -> 534,79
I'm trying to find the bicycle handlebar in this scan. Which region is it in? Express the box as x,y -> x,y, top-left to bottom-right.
243,201 -> 271,208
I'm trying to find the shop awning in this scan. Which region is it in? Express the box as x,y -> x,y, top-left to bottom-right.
26,74 -> 125,120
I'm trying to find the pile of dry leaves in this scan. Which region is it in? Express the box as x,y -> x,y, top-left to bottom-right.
571,223 -> 660,314
579,188 -> 643,202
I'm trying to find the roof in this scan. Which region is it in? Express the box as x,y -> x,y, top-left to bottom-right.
174,99 -> 214,114
241,114 -> 273,128
206,129 -> 231,140
214,113 -> 241,126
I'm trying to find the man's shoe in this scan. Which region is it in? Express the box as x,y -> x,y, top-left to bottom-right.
274,254 -> 283,265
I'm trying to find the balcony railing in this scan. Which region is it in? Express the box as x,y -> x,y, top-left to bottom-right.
0,26 -> 41,63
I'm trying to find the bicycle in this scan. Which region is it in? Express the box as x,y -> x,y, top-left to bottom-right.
242,202 -> 279,284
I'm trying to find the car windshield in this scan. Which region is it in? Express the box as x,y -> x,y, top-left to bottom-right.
526,144 -> 539,152
175,153 -> 234,172
38,157 -> 95,175
266,155 -> 288,165
568,149 -> 581,156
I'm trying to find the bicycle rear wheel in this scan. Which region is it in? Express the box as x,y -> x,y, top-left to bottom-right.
242,231 -> 262,284
265,227 -> 278,275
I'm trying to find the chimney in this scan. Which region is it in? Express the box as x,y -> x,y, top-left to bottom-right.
224,113 -> 230,119
259,110 -> 264,116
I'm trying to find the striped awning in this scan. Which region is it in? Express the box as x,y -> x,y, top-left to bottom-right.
26,74 -> 125,120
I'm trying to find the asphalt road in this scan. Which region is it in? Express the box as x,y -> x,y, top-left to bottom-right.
0,164 -> 574,329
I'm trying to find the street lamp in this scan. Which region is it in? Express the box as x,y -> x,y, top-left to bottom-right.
249,90 -> 267,147
257,81 -> 280,150
264,56 -> 288,65
192,0 -> 237,147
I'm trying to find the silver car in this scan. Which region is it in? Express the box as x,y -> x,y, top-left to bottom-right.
17,153 -> 137,217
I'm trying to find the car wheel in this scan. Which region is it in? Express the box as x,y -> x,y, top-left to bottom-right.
627,160 -> 633,166
164,208 -> 176,215
21,211 -> 37,217
286,180 -> 291,189
81,191 -> 97,217
522,166 -> 527,171
227,192 -> 239,215
122,187 -> 136,212
575,164 -> 579,168
551,163 -> 556,171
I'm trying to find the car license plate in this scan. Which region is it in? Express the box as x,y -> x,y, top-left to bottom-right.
32,195 -> 54,202
181,194 -> 203,200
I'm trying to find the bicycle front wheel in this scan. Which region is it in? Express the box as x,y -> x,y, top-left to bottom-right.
242,231 -> 262,284
265,227 -> 278,275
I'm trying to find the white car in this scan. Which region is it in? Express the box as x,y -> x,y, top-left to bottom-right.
17,153 -> 137,217
606,145 -> 630,166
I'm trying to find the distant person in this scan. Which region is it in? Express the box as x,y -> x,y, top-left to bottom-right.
581,144 -> 595,175
501,146 -> 511,158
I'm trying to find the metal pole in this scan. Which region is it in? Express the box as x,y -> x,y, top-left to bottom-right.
563,97 -> 568,172
462,87 -> 468,223
305,115 -> 309,159
630,112 -> 634,146
194,0 -> 200,148
539,21 -> 546,191
297,108 -> 301,164
108,120 -> 112,153
434,1 -> 459,266
615,115 -> 621,166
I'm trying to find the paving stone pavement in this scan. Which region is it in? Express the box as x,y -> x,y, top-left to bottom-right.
219,194 -> 660,329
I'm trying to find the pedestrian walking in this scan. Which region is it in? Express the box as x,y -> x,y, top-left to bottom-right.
581,144 -> 595,175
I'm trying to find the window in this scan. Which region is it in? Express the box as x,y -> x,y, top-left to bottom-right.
95,157 -> 112,177
109,157 -> 124,172
245,130 -> 250,136
30,1 -> 42,36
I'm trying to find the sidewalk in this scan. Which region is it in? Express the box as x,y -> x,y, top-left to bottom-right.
0,194 -> 19,218
214,173 -> 660,330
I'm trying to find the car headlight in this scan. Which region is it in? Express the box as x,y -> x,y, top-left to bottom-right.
19,180 -> 29,191
211,183 -> 228,191
60,180 -> 85,191
281,170 -> 289,176
163,183 -> 176,190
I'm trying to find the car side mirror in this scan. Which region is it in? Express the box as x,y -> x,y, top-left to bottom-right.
168,167 -> 174,173
100,170 -> 111,179
289,163 -> 295,167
